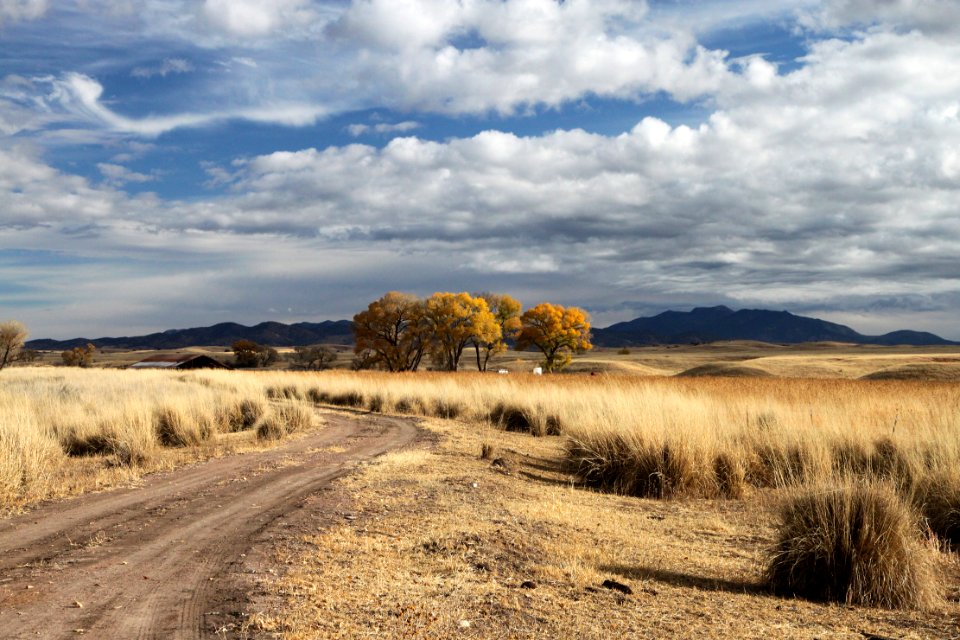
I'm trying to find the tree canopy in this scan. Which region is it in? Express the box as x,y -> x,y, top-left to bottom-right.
424,292 -> 501,371
0,321 -> 28,370
232,340 -> 279,368
352,292 -> 429,372
515,303 -> 592,372
472,292 -> 522,371
353,292 -> 590,373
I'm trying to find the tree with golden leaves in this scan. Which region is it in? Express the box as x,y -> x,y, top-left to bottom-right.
515,303 -> 592,372
424,292 -> 501,371
352,292 -> 428,371
471,292 -> 522,371
0,320 -> 28,370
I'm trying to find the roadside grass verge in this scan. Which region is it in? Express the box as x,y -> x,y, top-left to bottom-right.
0,368 -> 322,514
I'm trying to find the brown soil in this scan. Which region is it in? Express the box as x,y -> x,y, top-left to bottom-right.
0,410 -> 422,639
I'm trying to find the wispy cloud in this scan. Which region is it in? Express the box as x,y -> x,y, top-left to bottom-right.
347,121 -> 421,137
40,72 -> 328,136
130,57 -> 194,79
0,0 -> 48,25
97,162 -> 154,186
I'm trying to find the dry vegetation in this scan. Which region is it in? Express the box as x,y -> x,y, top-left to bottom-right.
254,418 -> 958,639
3,362 -> 960,634
0,368 -> 318,513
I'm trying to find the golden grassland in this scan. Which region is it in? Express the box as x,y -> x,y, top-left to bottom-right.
4,366 -> 960,517
0,368 -> 317,512
255,417 -> 960,639
22,340 -> 960,380
2,363 -> 960,635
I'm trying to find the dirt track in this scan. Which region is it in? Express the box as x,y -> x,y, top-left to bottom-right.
0,410 -> 421,639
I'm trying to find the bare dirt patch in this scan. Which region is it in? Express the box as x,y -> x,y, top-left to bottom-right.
0,410 -> 422,639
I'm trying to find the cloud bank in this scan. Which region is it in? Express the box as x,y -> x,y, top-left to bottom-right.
1,1 -> 959,339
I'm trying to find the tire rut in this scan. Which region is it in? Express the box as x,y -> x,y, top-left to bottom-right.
0,410 -> 421,639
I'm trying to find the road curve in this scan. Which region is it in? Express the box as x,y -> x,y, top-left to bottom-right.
0,410 -> 421,639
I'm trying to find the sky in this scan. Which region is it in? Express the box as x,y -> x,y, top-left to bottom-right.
1,0 -> 959,340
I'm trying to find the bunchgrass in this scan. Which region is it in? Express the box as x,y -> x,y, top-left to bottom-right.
765,481 -> 940,609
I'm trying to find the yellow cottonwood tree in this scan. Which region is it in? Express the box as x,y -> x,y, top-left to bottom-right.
352,292 -> 428,371
471,292 -> 521,371
515,303 -> 592,372
424,292 -> 500,371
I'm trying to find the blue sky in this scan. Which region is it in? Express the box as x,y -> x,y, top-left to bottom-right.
1,0 -> 959,340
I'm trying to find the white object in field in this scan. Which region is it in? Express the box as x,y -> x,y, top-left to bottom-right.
533,367 -> 543,375
497,369 -> 509,374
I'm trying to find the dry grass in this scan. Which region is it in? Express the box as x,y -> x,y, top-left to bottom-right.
0,368 -> 323,513
766,482 -> 941,609
4,365 -> 960,633
255,418 -> 960,639
246,371 -> 960,506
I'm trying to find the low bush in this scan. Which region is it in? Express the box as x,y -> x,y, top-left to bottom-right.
765,482 -> 939,609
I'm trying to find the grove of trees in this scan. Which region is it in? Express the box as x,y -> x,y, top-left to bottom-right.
291,344 -> 337,370
352,291 -> 591,372
231,340 -> 280,368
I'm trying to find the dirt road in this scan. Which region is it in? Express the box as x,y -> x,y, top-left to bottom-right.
0,410 -> 421,639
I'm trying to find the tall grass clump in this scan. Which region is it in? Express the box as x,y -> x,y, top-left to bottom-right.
218,397 -> 268,432
913,469 -> 960,546
154,405 -> 214,447
765,482 -> 940,610
257,403 -> 315,441
566,430 -> 720,498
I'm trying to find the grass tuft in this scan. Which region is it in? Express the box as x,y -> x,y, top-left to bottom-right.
154,406 -> 213,447
766,482 -> 940,610
489,403 -> 533,433
257,404 -> 314,441
327,391 -> 364,408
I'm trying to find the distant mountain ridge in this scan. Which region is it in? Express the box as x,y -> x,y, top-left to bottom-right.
591,306 -> 956,347
26,307 -> 956,350
26,320 -> 354,350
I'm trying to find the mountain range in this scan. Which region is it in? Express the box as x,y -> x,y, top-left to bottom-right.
590,306 -> 955,347
26,320 -> 354,351
26,306 -> 956,350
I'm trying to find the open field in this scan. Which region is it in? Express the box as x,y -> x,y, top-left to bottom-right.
19,341 -> 960,380
2,363 -> 959,637
257,418 -> 960,639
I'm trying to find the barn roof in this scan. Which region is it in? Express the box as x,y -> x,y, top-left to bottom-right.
130,354 -> 230,369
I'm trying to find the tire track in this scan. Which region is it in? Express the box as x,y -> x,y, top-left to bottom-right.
0,411 -> 421,639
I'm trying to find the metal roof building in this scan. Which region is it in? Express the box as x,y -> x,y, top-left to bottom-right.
129,354 -> 231,370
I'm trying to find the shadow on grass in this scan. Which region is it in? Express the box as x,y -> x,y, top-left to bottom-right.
517,469 -> 576,488
521,455 -> 566,474
600,564 -> 768,596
